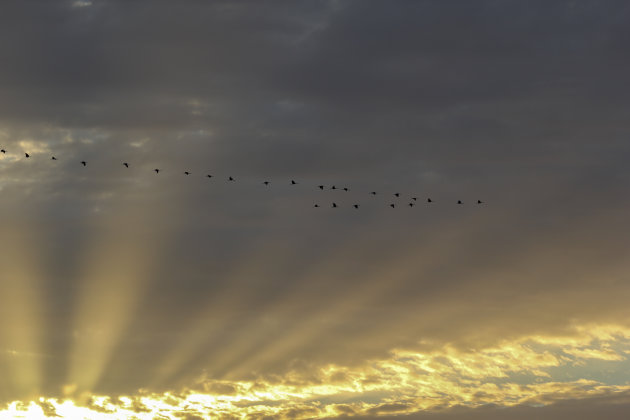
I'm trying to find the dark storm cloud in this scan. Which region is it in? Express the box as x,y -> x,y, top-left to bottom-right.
1,0 -> 630,414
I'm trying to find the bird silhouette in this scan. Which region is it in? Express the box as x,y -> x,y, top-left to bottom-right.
457,200 -> 463,204
314,204 -> 320,208
353,204 -> 359,208
207,174 -> 212,178
229,176 -> 235,181
263,181 -> 270,185
477,200 -> 483,204
52,156 -> 57,160
25,153 -> 30,158
427,198 -> 432,203
332,202 -> 337,208
390,204 -> 395,208
412,197 -> 417,201
409,203 -> 414,207
81,161 -> 86,166
331,186 -> 337,190
370,191 -> 377,195
184,171 -> 190,175
318,185 -> 324,190
394,193 -> 400,197
291,180 -> 297,185
343,187 -> 349,191
154,169 -> 160,174
123,162 -> 129,168
0,149 -> 5,153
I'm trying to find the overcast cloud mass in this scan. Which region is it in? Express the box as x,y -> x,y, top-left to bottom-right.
1,0 -> 630,418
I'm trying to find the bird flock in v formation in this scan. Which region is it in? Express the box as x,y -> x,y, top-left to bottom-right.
0,148 -> 485,209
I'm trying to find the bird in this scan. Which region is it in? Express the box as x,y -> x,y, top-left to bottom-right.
390,204 -> 395,208
409,203 -> 414,207
291,180 -> 297,185
229,176 -> 235,181
314,204 -> 320,208
353,204 -> 359,209
394,193 -> 400,197
123,162 -> 129,168
0,149 -> 5,153
52,156 -> 57,160
25,153 -> 30,158
331,186 -> 337,190
154,169 -> 160,174
427,198 -> 432,203
343,187 -> 349,191
412,197 -> 417,201
263,181 -> 270,185
332,202 -> 337,208
457,200 -> 463,204
477,200 -> 484,204
207,174 -> 212,178
318,185 -> 324,190
370,191 -> 377,195
81,161 -> 86,166
184,171 -> 191,175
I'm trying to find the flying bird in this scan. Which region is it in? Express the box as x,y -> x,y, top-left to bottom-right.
412,197 -> 417,201
81,161 -> 86,166
353,204 -> 359,209
409,203 -> 414,207
394,193 -> 400,197
332,202 -> 337,208
229,176 -> 235,181
184,171 -> 190,175
25,153 -> 30,158
0,149 -> 5,153
427,198 -> 432,203
390,204 -> 395,208
123,162 -> 128,168
263,181 -> 270,185
343,187 -> 349,191
52,156 -> 57,160
154,169 -> 160,174
370,191 -> 377,195
207,174 -> 212,178
291,180 -> 297,185
314,204 -> 320,208
457,200 -> 463,204
477,200 -> 484,204
318,185 -> 324,190
331,186 -> 337,190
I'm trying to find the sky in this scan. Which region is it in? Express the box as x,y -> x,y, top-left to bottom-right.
1,0 -> 630,418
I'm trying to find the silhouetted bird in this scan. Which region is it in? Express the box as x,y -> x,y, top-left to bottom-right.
52,156 -> 57,160
412,197 -> 417,201
81,161 -> 86,166
353,204 -> 359,209
318,185 -> 324,190
25,153 -> 30,158
123,162 -> 128,167
427,198 -> 432,203
332,202 -> 337,208
0,149 -> 5,153
291,180 -> 297,185
184,171 -> 190,175
331,186 -> 337,190
263,181 -> 270,185
390,204 -> 395,208
343,187 -> 349,191
155,169 -> 160,174
394,193 -> 400,197
457,200 -> 463,204
477,200 -> 484,204
409,203 -> 414,207
314,204 -> 320,208
207,174 -> 212,178
229,176 -> 235,181
370,191 -> 377,195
